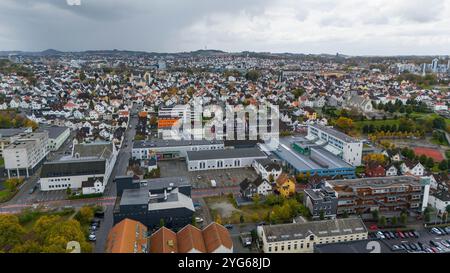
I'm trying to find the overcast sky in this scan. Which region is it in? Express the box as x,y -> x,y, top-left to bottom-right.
0,0 -> 449,55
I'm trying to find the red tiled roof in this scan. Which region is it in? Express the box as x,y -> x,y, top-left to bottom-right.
413,147 -> 444,162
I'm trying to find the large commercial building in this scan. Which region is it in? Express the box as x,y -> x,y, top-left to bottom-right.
257,217 -> 368,253
261,137 -> 355,178
4,131 -> 49,178
307,124 -> 363,166
325,176 -> 430,216
113,176 -> 194,230
132,139 -> 224,161
39,141 -> 118,194
186,147 -> 267,172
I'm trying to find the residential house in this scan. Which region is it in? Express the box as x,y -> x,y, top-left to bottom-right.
275,173 -> 296,198
240,177 -> 273,199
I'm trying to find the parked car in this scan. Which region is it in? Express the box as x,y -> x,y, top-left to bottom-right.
88,233 -> 96,242
408,232 -> 415,238
397,232 -> 405,239
430,240 -> 439,247
437,227 -> 447,235
391,245 -> 402,251
413,231 -> 420,238
195,217 -> 204,223
383,232 -> 391,239
375,231 -> 385,239
431,228 -> 442,235
224,224 -> 233,230
440,240 -> 450,248
94,210 -> 105,218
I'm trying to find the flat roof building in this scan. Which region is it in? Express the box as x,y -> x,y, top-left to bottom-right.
186,147 -> 267,171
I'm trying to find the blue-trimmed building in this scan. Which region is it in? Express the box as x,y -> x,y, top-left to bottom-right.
261,137 -> 356,178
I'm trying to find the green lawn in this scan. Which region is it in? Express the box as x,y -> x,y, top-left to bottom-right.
0,189 -> 17,203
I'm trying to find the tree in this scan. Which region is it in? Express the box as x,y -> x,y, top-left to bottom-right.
252,194 -> 260,206
0,215 -> 25,252
240,214 -> 245,224
245,70 -> 261,82
159,218 -> 165,228
319,210 -> 325,220
372,210 -> 379,221
335,117 -> 354,133
391,216 -> 398,226
378,216 -> 387,227
400,213 -> 408,225
342,211 -> 349,218
215,214 -> 222,225
74,206 -> 94,225
446,205 -> 450,214
439,160 -> 449,171
4,178 -> 23,191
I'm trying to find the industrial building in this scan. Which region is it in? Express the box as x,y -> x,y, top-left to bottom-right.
261,137 -> 355,178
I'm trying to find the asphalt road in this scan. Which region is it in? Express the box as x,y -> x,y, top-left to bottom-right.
93,104 -> 138,253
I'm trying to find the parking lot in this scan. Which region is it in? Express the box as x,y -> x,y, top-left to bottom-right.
158,160 -> 258,189
373,226 -> 450,253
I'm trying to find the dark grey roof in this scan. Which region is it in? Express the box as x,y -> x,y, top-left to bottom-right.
141,176 -> 191,191
187,147 -> 267,161
254,158 -> 281,171
0,128 -> 29,138
81,177 -> 104,188
261,217 -> 367,243
73,142 -> 113,159
433,190 -> 450,202
40,126 -> 69,139
326,175 -> 421,189
40,159 -> 106,178
133,139 -> 223,149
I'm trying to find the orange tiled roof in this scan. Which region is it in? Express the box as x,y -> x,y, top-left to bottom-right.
176,225 -> 206,253
202,222 -> 233,252
149,226 -> 178,253
106,218 -> 148,253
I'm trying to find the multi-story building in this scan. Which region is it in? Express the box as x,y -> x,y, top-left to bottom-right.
40,126 -> 70,151
325,176 -> 430,216
304,186 -> 338,220
113,176 -> 194,230
0,128 -> 32,158
132,139 -> 224,161
4,131 -> 49,178
39,141 -> 118,194
307,124 -> 363,166
257,217 -> 368,253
